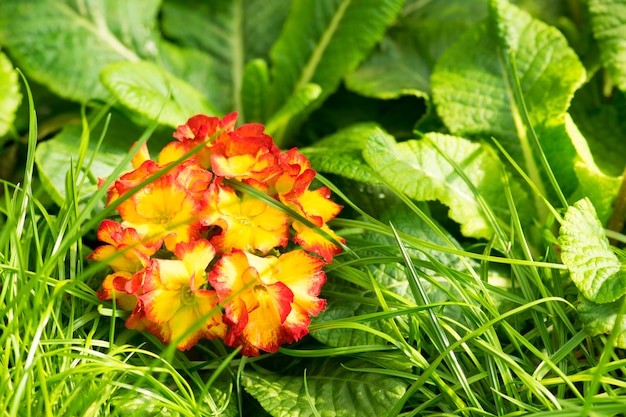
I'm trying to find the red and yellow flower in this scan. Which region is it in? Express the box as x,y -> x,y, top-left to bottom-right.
93,112 -> 343,355
209,249 -> 326,355
141,239 -> 226,350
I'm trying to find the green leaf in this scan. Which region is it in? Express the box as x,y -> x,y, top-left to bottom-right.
242,358 -> 406,417
265,84 -> 322,136
0,51 -> 21,138
559,198 -> 626,304
300,123 -> 381,185
158,42 -> 228,115
346,0 -> 488,100
101,61 -> 219,128
565,115 -> 621,223
431,0 -> 585,196
578,295 -> 626,349
268,0 -> 405,142
241,59 -> 271,123
35,114 -> 170,206
589,0 -> 626,91
0,0 -> 158,102
313,277 -> 389,348
570,75 -> 626,178
344,34 -> 430,100
160,0 -> 290,116
363,129 -> 523,239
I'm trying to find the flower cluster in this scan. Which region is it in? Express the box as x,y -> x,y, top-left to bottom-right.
90,113 -> 344,355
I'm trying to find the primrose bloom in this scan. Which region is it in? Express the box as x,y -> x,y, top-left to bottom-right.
117,175 -> 204,251
203,179 -> 290,254
209,249 -> 326,356
88,220 -> 159,273
93,112 -> 344,355
141,239 -> 226,350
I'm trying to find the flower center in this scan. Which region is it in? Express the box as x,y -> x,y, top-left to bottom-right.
181,285 -> 195,305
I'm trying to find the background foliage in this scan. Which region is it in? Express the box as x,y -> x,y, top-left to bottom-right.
4,0 -> 626,416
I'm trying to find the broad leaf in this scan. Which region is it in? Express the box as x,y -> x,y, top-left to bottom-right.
241,59 -> 271,123
578,295 -> 626,349
346,0 -> 488,100
0,0 -> 221,116
300,123 -> 381,185
363,128 -> 524,239
570,75 -> 626,178
312,277 -> 389,348
559,198 -> 626,304
589,0 -> 626,91
157,42 -> 228,115
0,51 -> 21,139
242,358 -> 406,417
101,61 -> 219,128
265,84 -> 322,136
35,115 -> 170,206
267,0 -> 406,144
565,115 -> 622,223
0,0 -> 156,102
431,0 -> 586,197
160,0 -> 290,116
344,34 -> 430,100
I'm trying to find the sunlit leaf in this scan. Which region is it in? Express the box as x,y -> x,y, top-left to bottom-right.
101,61 -> 219,128
242,358 -> 406,417
300,123 -> 381,185
0,51 -> 21,139
578,295 -> 626,349
267,0 -> 405,143
346,0 -> 488,100
0,0 -> 157,102
589,0 -> 626,91
161,0 -> 290,116
363,128 -> 525,239
35,114 -> 170,206
431,0 -> 585,197
560,198 -> 626,304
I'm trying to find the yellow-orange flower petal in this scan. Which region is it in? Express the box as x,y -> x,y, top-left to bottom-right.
293,221 -> 345,263
141,239 -> 225,350
88,220 -> 159,273
118,175 -> 202,251
204,181 -> 289,254
97,271 -> 138,311
272,250 -> 327,339
209,250 -> 295,354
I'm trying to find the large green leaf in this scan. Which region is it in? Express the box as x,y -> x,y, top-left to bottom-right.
363,128 -> 525,239
559,198 -> 626,304
242,358 -> 406,417
160,0 -> 290,117
300,123 -> 381,185
101,61 -> 219,128
0,51 -> 21,139
569,74 -> 626,178
565,115 -> 622,223
589,0 -> 626,91
267,0 -> 405,144
0,0 -> 222,116
35,114 -> 171,206
346,0 -> 488,100
578,295 -> 626,348
431,0 -> 586,197
0,0 -> 156,102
